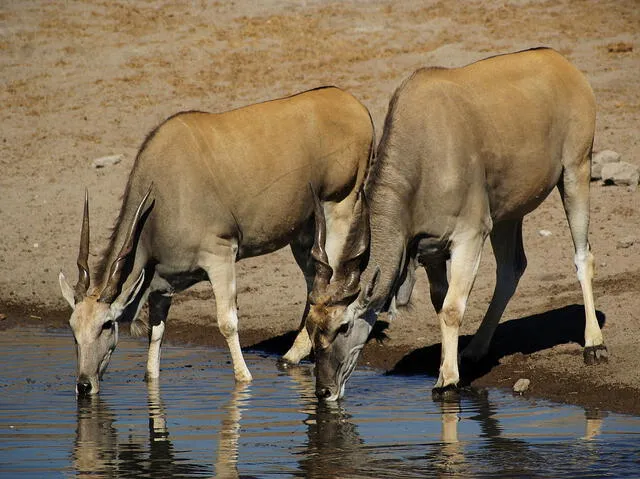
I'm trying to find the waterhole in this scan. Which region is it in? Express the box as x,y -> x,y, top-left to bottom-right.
1,327 -> 639,478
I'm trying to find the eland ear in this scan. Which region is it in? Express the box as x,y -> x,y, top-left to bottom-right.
109,269 -> 146,318
59,271 -> 76,309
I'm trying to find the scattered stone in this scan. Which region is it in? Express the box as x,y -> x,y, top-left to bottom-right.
617,237 -> 636,249
538,229 -> 552,237
0,313 -> 6,321
93,154 -> 124,168
591,149 -> 621,180
601,161 -> 640,188
513,378 -> 530,394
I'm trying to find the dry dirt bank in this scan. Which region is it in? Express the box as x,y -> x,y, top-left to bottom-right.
1,1 -> 639,414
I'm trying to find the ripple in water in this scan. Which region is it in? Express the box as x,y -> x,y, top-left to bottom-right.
0,327 -> 639,478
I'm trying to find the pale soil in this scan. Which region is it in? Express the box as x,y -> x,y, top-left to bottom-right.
1,1 -> 639,413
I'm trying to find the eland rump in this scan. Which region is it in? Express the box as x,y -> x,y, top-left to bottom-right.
306,48 -> 607,401
59,86 -> 374,396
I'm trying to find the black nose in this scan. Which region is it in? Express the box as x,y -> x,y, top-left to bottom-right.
315,387 -> 332,399
77,382 -> 92,395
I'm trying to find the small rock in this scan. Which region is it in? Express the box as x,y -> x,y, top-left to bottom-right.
513,378 -> 530,394
93,154 -> 124,169
617,237 -> 635,249
0,313 -> 6,321
538,229 -> 552,237
601,161 -> 639,187
591,150 -> 621,180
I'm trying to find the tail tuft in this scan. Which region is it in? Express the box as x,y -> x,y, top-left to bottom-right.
130,316 -> 149,337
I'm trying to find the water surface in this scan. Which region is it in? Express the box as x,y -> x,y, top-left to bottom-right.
1,327 -> 639,478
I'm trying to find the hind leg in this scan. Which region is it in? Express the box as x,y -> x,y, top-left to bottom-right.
282,221 -> 315,364
558,158 -> 607,364
200,240 -> 252,382
461,219 -> 527,362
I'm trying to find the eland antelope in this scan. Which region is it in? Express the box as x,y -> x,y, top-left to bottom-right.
59,86 -> 374,396
306,48 -> 606,401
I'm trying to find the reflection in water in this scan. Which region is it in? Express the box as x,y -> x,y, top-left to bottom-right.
302,402 -> 366,478
73,382 -> 209,478
5,329 -> 636,478
433,389 -> 543,478
584,407 -> 606,441
280,364 -> 614,479
436,398 -> 466,476
214,383 -> 251,479
71,375 -> 610,479
74,396 -> 118,478
284,364 -> 367,478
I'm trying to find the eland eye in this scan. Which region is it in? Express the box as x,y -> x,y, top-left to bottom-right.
336,322 -> 350,335
102,320 -> 114,331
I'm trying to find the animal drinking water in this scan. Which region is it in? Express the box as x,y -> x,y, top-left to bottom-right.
306,48 -> 607,401
59,86 -> 374,396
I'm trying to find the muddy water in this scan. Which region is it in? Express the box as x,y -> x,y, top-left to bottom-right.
1,328 -> 639,478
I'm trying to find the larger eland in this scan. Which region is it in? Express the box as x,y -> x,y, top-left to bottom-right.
59,86 -> 374,396
306,48 -> 606,401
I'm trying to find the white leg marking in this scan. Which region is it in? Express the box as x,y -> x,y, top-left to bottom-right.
146,322 -> 165,380
435,233 -> 485,390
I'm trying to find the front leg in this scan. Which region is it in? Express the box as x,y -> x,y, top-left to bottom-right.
434,232 -> 486,392
145,292 -> 172,381
201,245 -> 253,383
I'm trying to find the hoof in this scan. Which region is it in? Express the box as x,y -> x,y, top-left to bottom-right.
233,369 -> 253,383
432,383 -> 460,401
276,357 -> 296,371
583,344 -> 608,365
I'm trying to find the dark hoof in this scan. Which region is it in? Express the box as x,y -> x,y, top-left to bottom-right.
583,344 -> 608,365
276,357 -> 295,371
432,383 -> 460,401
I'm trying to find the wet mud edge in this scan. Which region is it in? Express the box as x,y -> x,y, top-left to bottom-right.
2,304 -> 637,417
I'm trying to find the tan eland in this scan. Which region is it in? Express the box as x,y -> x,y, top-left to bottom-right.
59,86 -> 374,396
306,48 -> 606,401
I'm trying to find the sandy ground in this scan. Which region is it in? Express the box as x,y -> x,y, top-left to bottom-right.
2,1 -> 639,414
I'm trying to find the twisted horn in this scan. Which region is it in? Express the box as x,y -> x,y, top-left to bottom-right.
339,187 -> 370,299
99,184 -> 154,303
310,184 -> 333,293
74,189 -> 91,303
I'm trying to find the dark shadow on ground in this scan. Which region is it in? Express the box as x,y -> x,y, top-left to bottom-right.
389,304 -> 607,383
247,330 -> 300,356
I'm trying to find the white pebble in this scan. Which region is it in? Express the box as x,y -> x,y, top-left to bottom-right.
513,378 -> 530,394
93,154 -> 124,169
